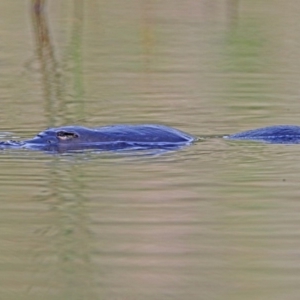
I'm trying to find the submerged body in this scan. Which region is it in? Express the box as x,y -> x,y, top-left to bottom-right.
0,124 -> 195,153
226,125 -> 300,144
1,124 -> 300,153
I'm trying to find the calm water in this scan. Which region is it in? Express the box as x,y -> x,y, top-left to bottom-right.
1,0 -> 300,299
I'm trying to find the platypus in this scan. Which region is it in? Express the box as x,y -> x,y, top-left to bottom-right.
1,124 -> 299,153
0,124 -> 195,152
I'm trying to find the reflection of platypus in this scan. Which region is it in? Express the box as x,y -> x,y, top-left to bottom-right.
1,124 -> 300,153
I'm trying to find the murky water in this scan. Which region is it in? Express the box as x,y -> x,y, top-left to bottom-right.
1,0 -> 300,299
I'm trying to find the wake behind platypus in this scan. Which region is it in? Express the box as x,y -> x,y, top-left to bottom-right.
0,124 -> 300,153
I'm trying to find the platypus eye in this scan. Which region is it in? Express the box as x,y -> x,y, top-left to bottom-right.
56,131 -> 79,140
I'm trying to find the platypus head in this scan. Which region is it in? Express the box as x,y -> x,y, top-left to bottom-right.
24,126 -> 100,152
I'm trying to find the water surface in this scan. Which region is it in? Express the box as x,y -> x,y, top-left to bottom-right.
1,0 -> 300,299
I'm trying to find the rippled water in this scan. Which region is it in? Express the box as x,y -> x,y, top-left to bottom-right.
1,0 -> 300,299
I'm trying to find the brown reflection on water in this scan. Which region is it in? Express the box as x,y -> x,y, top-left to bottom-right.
38,161 -> 96,299
31,4 -> 91,296
140,0 -> 155,72
31,0 -> 61,126
31,0 -> 85,126
227,0 -> 239,28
